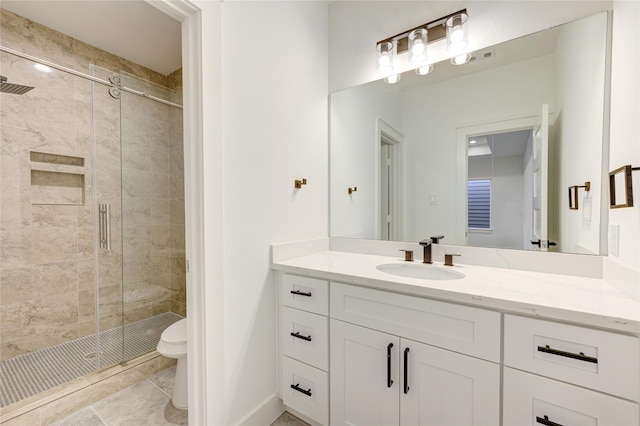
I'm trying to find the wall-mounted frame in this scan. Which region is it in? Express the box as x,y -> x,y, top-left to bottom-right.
568,181 -> 590,210
609,165 -> 638,208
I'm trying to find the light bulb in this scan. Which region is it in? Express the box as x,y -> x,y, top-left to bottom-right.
411,41 -> 425,56
409,28 -> 428,64
384,74 -> 401,84
376,41 -> 395,75
451,54 -> 470,65
415,64 -> 433,75
446,13 -> 468,53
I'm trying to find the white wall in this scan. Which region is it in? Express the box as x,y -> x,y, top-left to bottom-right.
330,83 -> 402,238
609,0 -> 640,270
193,1 -> 329,424
402,55 -> 554,245
221,2 -> 328,423
468,155 -> 525,249
553,12 -> 608,255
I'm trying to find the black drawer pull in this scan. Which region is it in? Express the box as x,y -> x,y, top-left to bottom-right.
403,347 -> 410,394
537,345 -> 598,364
290,383 -> 312,396
290,331 -> 312,342
536,415 -> 563,426
290,290 -> 312,297
387,343 -> 394,388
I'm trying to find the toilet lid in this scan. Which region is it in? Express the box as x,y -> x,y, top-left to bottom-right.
162,318 -> 187,344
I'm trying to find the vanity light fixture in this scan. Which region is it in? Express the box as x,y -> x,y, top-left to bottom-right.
446,12 -> 469,53
376,9 -> 468,79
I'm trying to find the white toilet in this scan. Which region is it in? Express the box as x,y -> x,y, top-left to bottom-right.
157,318 -> 187,409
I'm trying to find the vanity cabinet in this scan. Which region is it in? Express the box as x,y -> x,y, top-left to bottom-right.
330,319 -> 500,426
279,274 -> 329,425
503,314 -> 640,425
276,270 -> 639,426
329,283 -> 501,426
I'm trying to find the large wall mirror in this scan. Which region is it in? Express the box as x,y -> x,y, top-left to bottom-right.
330,12 -> 610,255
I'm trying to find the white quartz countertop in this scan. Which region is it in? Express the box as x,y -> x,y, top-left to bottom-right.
272,250 -> 640,334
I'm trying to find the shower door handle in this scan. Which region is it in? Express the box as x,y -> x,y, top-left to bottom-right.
98,203 -> 111,250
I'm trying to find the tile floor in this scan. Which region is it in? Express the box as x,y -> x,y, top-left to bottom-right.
50,366 -> 309,426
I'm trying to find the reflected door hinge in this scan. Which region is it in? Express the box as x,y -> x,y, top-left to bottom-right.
186,260 -> 190,273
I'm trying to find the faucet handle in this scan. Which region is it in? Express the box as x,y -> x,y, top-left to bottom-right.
444,254 -> 460,266
399,249 -> 414,262
430,235 -> 445,244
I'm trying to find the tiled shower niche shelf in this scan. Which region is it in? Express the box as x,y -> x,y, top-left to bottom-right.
30,151 -> 86,206
30,170 -> 85,205
30,151 -> 85,167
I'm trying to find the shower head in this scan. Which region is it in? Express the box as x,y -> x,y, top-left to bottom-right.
0,75 -> 35,95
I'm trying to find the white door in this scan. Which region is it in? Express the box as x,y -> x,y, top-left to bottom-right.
400,339 -> 500,426
330,319 -> 400,426
531,104 -> 550,251
381,141 -> 392,240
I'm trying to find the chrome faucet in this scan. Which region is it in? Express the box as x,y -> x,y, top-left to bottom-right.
419,235 -> 444,264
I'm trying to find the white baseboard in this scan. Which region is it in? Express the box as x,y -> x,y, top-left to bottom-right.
238,393 -> 285,426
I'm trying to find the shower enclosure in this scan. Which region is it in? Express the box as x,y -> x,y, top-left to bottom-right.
0,44 -> 185,408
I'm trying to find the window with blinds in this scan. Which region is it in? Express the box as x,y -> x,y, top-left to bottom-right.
468,179 -> 491,229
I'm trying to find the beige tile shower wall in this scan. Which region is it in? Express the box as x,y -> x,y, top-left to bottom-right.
0,9 -> 184,360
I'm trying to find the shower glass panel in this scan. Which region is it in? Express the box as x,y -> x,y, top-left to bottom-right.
0,54 -> 113,407
90,65 -> 126,369
118,71 -> 184,363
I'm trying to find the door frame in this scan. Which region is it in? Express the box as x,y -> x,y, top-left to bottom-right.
456,115 -> 539,246
375,117 -> 404,240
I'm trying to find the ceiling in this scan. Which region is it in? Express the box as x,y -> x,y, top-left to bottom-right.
1,0 -> 182,75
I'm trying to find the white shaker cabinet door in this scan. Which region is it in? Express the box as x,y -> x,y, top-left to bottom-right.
400,339 -> 500,426
330,319 -> 400,426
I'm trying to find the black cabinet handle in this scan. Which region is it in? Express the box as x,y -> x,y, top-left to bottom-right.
537,345 -> 598,364
290,383 -> 312,397
403,347 -> 410,394
290,290 -> 312,297
536,415 -> 563,426
387,343 -> 394,388
290,331 -> 312,342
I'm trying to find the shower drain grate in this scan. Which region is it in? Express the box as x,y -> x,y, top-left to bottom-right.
0,312 -> 182,408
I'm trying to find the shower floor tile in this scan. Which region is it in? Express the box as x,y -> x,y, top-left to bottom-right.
0,312 -> 182,408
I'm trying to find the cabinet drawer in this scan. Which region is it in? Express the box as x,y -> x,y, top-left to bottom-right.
330,282 -> 501,362
282,307 -> 328,371
504,315 -> 639,400
282,356 -> 328,426
504,367 -> 639,426
281,274 -> 328,315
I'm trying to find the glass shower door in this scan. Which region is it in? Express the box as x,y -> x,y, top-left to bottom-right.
90,65 -> 125,369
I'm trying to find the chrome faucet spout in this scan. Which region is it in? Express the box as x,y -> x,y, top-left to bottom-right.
419,239 -> 433,264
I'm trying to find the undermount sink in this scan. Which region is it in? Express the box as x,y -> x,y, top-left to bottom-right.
376,263 -> 465,280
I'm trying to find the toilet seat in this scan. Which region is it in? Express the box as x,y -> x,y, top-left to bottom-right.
162,319 -> 187,344
157,318 -> 187,358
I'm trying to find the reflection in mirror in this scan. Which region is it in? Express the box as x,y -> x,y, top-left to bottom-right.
609,165 -> 636,208
330,12 -> 610,255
